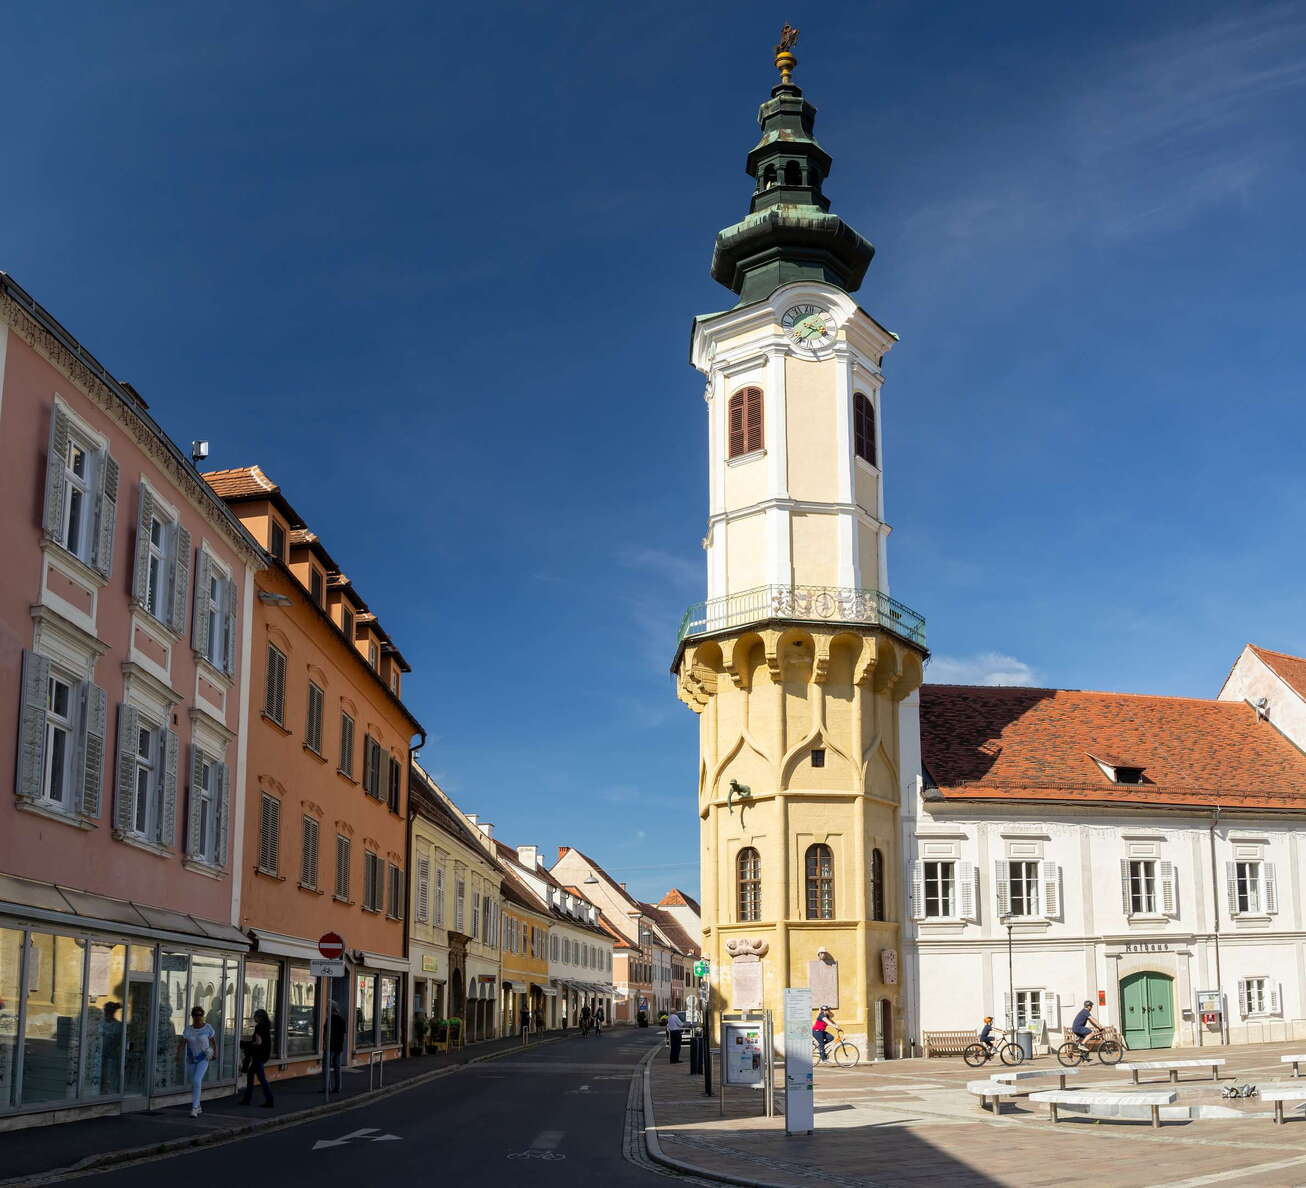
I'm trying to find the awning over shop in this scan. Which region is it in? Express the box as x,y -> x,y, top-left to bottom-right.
0,872 -> 249,951
503,980 -> 528,993
353,949 -> 409,974
534,983 -> 558,996
250,929 -> 322,961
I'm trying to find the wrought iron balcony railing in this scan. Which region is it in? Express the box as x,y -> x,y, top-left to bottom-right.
676,583 -> 926,649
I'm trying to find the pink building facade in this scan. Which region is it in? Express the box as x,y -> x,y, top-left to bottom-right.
0,274 -> 263,1124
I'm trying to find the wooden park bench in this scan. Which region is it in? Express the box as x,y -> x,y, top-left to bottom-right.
924,1030 -> 978,1057
1030,1088 -> 1177,1128
993,1067 -> 1082,1091
967,1079 -> 1034,1114
1261,1084 -> 1306,1124
1116,1058 -> 1225,1085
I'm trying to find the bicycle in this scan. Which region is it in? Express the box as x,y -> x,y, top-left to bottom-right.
812,1025 -> 861,1068
962,1030 -> 1025,1068
1056,1027 -> 1123,1067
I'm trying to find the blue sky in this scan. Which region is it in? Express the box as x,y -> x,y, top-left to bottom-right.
6,2 -> 1306,901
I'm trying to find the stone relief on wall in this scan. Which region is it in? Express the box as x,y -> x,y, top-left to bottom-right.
807,949 -> 839,1008
880,948 -> 899,986
728,937 -> 769,1010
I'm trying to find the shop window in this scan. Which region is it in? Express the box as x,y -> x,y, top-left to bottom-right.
22,933 -> 87,1107
83,942 -> 127,1099
355,974 -> 377,1048
379,976 -> 399,1046
155,949 -> 190,1091
286,963 -> 319,1057
243,960 -> 282,1059
0,929 -> 22,1108
190,952 -> 226,1079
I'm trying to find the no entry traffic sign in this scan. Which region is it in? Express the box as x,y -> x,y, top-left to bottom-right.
319,931 -> 345,960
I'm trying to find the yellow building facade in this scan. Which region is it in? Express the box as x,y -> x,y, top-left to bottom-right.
498,878 -> 551,1035
674,44 -> 925,1057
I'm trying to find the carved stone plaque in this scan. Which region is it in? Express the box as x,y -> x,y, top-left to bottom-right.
880,948 -> 899,986
807,957 -> 839,1008
732,959 -> 764,1010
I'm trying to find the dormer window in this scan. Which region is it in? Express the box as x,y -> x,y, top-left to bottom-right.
342,607 -> 355,641
310,568 -> 324,606
368,641 -> 378,669
270,520 -> 286,561
1114,767 -> 1144,785
1090,753 -> 1147,785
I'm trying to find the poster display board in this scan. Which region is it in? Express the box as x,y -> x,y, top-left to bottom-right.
722,1020 -> 765,1086
783,987 -> 813,1135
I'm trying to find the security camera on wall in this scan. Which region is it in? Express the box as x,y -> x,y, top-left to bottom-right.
191,440 -> 210,464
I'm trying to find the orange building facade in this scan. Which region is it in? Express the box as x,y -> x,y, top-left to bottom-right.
205,467 -> 421,1080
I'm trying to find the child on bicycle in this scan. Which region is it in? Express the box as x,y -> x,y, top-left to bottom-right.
978,1015 -> 995,1054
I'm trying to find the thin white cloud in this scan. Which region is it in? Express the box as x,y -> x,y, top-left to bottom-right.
618,546 -> 702,589
929,651 -> 1042,687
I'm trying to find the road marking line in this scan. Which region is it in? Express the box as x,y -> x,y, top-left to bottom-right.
532,1129 -> 565,1150
1152,1154 -> 1306,1187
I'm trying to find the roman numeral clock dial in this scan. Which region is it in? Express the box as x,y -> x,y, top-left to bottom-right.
781,303 -> 836,352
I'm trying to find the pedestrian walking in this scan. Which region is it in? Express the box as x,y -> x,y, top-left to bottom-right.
594,1005 -> 605,1035
181,1006 -> 216,1117
327,1003 -> 346,1093
667,1009 -> 685,1063
238,1008 -> 274,1107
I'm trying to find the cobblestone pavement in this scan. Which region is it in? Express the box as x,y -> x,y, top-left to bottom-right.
647,1038 -> 1306,1187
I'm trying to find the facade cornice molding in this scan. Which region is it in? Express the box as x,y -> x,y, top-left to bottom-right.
1,290 -> 265,568
707,496 -> 889,535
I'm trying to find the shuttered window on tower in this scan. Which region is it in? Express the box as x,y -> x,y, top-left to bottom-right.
853,392 -> 877,466
727,387 -> 764,458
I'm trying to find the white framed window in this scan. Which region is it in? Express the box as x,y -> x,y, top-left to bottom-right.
481,895 -> 491,940
912,859 -> 976,921
1239,977 -> 1280,1018
434,864 -> 445,926
186,745 -> 228,866
416,857 -> 430,923
114,704 -> 178,847
471,890 -> 481,939
132,485 -> 190,633
193,549 -> 236,674
1120,858 -> 1176,917
923,861 -> 953,917
42,402 -> 118,578
42,670 -> 76,808
455,871 -> 465,932
1229,860 -> 1277,916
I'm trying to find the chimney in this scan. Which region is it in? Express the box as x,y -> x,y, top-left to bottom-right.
477,821 -> 494,841
619,882 -> 628,891
517,844 -> 539,870
557,846 -> 570,861
466,813 -> 478,826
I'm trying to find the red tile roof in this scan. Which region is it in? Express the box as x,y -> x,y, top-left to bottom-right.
657,888 -> 701,913
1249,645 -> 1306,701
640,903 -> 700,958
921,683 -> 1306,811
201,465 -> 279,500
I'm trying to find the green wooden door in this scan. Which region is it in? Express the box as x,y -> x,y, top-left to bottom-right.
1120,972 -> 1175,1050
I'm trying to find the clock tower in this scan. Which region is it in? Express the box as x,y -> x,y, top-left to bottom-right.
675,30 -> 927,1057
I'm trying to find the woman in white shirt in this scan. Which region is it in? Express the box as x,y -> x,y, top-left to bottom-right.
181,1006 -> 217,1117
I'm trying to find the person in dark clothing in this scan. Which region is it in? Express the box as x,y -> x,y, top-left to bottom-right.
327,1003 -> 346,1093
977,1016 -> 995,1054
239,1009 -> 274,1106
1071,1001 -> 1098,1041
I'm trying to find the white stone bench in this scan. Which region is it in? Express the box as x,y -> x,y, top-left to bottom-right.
1260,1084 -> 1306,1124
993,1068 -> 1082,1091
1280,1055 -> 1306,1078
1117,1058 -> 1225,1085
1030,1088 -> 1177,1128
967,1079 -> 1034,1114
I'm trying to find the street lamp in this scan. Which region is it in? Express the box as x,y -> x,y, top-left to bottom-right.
1000,914 -> 1015,1035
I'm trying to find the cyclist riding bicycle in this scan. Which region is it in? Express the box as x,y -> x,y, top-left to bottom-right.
579,1004 -> 593,1035
1070,1000 -> 1099,1047
812,1005 -> 837,1063
977,1016 -> 995,1054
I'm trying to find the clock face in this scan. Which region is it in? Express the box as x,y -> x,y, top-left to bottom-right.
781,303 -> 836,350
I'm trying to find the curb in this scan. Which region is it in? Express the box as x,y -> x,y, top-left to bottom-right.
4,1034 -> 567,1188
640,1047 -> 795,1188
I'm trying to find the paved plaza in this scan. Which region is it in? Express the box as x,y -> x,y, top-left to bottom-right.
647,1038 -> 1306,1187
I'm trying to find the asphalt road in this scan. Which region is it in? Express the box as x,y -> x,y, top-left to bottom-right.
63,1032 -> 685,1188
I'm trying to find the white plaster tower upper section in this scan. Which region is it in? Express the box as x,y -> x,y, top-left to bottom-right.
691,280 -> 897,603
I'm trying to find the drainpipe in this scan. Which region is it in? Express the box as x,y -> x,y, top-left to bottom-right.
1208,806 -> 1228,1045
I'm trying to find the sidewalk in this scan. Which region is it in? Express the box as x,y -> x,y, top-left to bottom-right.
643,1037 -> 1306,1188
0,1029 -> 566,1187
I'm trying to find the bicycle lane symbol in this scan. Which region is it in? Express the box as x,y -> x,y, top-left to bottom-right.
507,1128 -> 567,1161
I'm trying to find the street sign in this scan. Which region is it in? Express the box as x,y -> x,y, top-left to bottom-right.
783,988 -> 814,1135
693,959 -> 709,978
318,931 -> 345,960
311,958 -> 345,978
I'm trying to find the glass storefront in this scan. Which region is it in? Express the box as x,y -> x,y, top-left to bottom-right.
378,976 -> 398,1046
286,963 -> 319,1057
242,960 -> 282,1059
354,974 -> 376,1048
0,924 -> 242,1116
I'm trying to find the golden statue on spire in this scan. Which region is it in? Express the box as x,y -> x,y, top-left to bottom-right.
775,24 -> 799,85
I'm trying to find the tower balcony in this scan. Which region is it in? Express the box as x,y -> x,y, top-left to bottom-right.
676,583 -> 926,650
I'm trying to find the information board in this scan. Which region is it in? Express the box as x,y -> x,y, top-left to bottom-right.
722,1021 -> 765,1086
783,987 -> 813,1134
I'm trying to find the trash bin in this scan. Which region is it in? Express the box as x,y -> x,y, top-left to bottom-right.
1016,1030 -> 1034,1060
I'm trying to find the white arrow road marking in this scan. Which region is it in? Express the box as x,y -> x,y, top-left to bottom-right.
507,1130 -> 566,1160
566,1084 -> 591,1095
312,1127 -> 401,1150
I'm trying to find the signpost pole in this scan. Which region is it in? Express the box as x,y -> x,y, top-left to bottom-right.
316,933 -> 346,1105
783,987 -> 813,1136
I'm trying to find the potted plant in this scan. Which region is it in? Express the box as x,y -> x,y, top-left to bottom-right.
429,1018 -> 449,1051
411,1011 -> 428,1056
446,1016 -> 464,1049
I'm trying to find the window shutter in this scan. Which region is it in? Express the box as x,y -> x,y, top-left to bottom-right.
1238,979 -> 1250,1019
43,407 -> 71,543
115,705 -> 140,833
301,816 -> 319,887
994,861 -> 1010,918
17,651 -> 52,802
1226,862 -> 1239,918
727,393 -> 745,458
1265,863 -> 1279,914
1160,862 -> 1176,916
192,551 -> 212,657
78,681 -> 107,819
187,745 -> 205,858
909,862 -> 924,919
1270,984 -> 1282,1015
265,646 -> 285,724
169,527 -> 191,634
1119,859 -> 1132,915
417,857 -> 430,922
159,726 -> 179,847
388,755 -> 401,812
214,761 -> 229,866
93,454 -> 119,577
958,862 -> 976,920
131,487 -> 156,607
259,795 -> 280,874
745,388 -> 764,453
1042,991 -> 1060,1031
336,835 -> 350,898
306,683 -> 323,752
221,577 -> 237,675
362,735 -> 374,795
1002,991 -> 1012,1030
1042,862 -> 1060,920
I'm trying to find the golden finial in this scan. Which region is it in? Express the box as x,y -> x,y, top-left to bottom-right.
774,24 -> 800,85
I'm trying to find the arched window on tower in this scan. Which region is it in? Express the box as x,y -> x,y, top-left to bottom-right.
853,392 -> 877,467
727,388 -> 764,458
737,847 -> 761,922
805,844 -> 835,920
784,160 -> 802,186
762,163 -> 777,188
871,848 -> 885,921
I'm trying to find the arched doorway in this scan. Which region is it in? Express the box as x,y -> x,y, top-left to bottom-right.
451,968 -> 465,1020
1120,971 -> 1175,1050
879,1000 -> 894,1059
